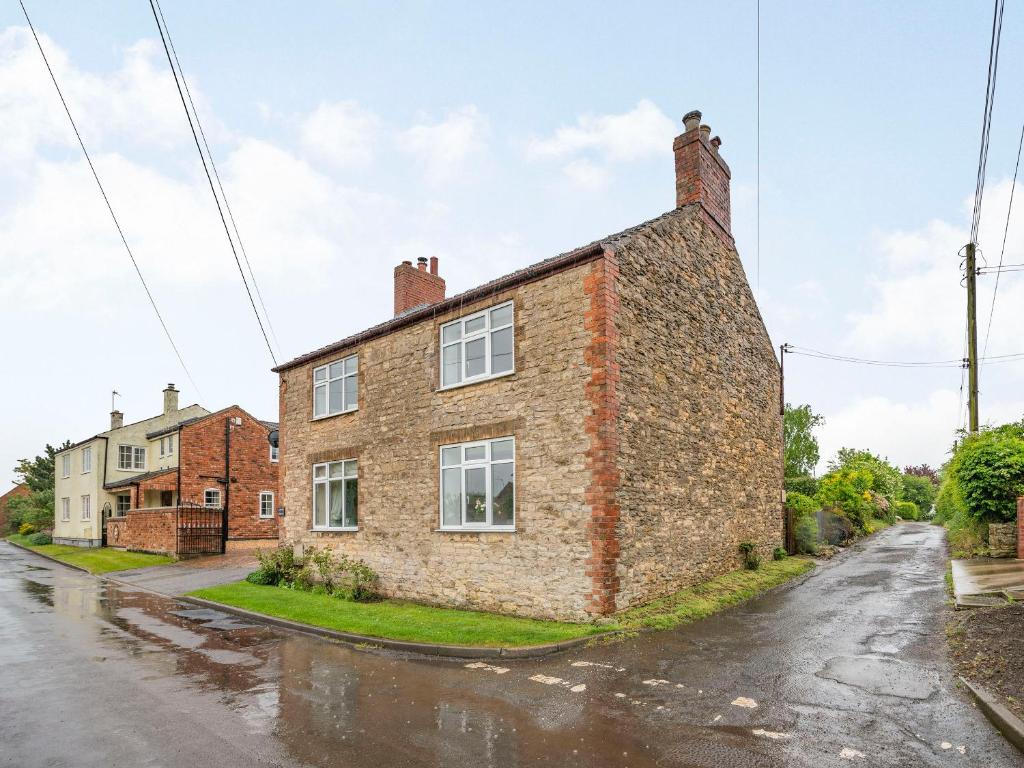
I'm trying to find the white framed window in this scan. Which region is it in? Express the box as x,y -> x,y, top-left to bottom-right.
81,494 -> 91,521
439,437 -> 515,530
81,446 -> 92,474
204,488 -> 222,508
61,454 -> 71,478
270,444 -> 279,462
116,494 -> 131,514
259,491 -> 275,519
118,445 -> 146,471
158,434 -> 175,457
312,459 -> 358,530
313,354 -> 358,418
61,497 -> 70,522
440,301 -> 514,389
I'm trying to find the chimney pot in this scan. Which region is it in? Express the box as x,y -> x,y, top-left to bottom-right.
682,110 -> 702,132
430,256 -> 439,276
710,136 -> 722,152
110,410 -> 124,430
417,256 -> 428,272
673,110 -> 732,237
699,124 -> 711,141
162,383 -> 179,415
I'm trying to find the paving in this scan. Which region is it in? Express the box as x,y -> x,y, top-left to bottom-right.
106,551 -> 258,595
951,557 -> 1024,607
1,524 -> 1020,767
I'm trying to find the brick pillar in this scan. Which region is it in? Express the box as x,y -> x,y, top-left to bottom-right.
1018,497 -> 1024,559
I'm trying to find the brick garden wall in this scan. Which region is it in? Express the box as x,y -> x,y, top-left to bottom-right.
611,208 -> 783,610
106,509 -> 177,554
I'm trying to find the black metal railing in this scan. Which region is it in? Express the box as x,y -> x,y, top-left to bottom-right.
176,502 -> 226,556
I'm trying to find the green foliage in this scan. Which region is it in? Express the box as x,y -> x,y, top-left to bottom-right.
772,547 -> 787,561
828,448 -> 903,506
784,404 -> 824,477
894,500 -> 920,521
794,515 -> 819,554
901,473 -> 937,516
18,522 -> 35,536
946,516 -> 989,558
946,422 -> 1024,523
15,441 -> 71,492
784,491 -> 819,517
815,468 -> 875,532
784,475 -> 819,498
6,489 -> 54,534
248,545 -> 380,601
933,476 -> 966,524
26,531 -> 52,545
738,541 -> 761,570
245,568 -> 278,585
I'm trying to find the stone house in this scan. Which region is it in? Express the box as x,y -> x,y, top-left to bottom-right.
0,483 -> 30,533
55,385 -> 278,554
274,110 -> 782,620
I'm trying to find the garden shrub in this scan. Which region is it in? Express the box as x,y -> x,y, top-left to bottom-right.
894,500 -> 919,521
820,511 -> 856,546
785,476 -> 818,498
785,491 -> 819,517
901,473 -> 937,517
947,423 -> 1024,523
815,468 -> 874,533
933,476 -> 966,524
794,515 -> 819,554
828,448 -> 903,506
946,515 -> 988,558
738,542 -> 761,570
772,547 -> 787,561
18,523 -> 36,536
245,568 -> 278,585
246,545 -> 380,601
26,531 -> 52,545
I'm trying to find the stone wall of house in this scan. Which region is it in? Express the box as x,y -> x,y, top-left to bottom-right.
611,208 -> 784,610
279,265 -> 596,620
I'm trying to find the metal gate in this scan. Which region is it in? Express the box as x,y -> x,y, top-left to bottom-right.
176,502 -> 226,556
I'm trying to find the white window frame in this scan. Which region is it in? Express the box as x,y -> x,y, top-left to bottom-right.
81,446 -> 92,474
312,354 -> 358,419
116,494 -> 131,515
259,491 -> 275,519
439,301 -> 515,390
81,494 -> 91,521
438,436 -> 515,531
270,444 -> 279,463
311,459 -> 358,531
159,437 -> 166,457
61,454 -> 71,478
204,488 -> 222,508
118,445 -> 146,471
61,497 -> 70,522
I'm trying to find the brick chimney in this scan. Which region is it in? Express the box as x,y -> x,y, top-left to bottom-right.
673,109 -> 731,236
163,383 -> 179,415
394,256 -> 445,316
110,410 -> 123,430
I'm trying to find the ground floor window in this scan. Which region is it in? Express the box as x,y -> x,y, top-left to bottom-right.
259,491 -> 275,519
80,494 -> 91,521
61,497 -> 70,521
204,488 -> 221,508
116,494 -> 131,514
439,437 -> 514,530
312,460 -> 358,530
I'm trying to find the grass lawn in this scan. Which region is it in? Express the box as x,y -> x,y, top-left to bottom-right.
189,581 -> 608,648
616,556 -> 815,630
6,534 -> 174,574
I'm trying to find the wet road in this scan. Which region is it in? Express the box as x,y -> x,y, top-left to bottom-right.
1,524 -> 1020,768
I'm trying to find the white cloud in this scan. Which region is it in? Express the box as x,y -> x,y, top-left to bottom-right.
300,100 -> 380,168
561,158 -> 610,191
397,105 -> 488,185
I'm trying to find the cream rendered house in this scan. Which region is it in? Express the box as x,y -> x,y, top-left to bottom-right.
53,385 -> 208,547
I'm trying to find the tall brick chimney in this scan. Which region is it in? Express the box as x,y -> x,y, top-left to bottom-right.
394,256 -> 445,316
163,383 -> 179,415
673,109 -> 731,236
110,410 -> 123,430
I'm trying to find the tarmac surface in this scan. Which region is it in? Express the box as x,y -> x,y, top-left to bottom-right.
1,523 -> 1020,767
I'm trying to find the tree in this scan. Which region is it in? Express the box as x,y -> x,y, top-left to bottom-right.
784,403 -> 824,477
901,473 -> 937,515
828,448 -> 903,506
904,464 -> 939,485
15,441 -> 69,492
815,468 -> 875,532
7,441 -> 71,533
946,422 -> 1024,523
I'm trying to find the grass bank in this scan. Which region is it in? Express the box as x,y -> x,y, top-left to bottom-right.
188,581 -> 607,647
6,535 -> 174,574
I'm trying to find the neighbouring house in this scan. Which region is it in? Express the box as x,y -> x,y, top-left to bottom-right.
273,109 -> 782,621
54,384 -> 279,555
0,483 -> 31,533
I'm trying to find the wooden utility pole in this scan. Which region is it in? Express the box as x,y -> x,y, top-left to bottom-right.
966,242 -> 980,433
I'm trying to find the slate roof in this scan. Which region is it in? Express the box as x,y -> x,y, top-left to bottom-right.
145,409 -> 278,439
272,206 -> 699,373
104,467 -> 175,490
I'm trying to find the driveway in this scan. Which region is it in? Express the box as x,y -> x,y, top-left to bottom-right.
0,524 -> 1019,767
107,551 -> 258,595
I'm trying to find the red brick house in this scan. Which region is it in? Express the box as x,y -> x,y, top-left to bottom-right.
273,110 -> 782,620
0,483 -> 30,533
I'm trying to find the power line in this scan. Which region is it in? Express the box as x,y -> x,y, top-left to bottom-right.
970,0 -> 1006,244
147,0 -> 278,367
17,0 -> 202,397
150,0 -> 282,359
784,344 -> 1024,369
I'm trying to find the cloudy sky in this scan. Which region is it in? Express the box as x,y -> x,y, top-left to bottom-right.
2,1 -> 1024,486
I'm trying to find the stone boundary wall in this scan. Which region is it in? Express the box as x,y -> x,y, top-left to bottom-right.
1018,498 -> 1024,560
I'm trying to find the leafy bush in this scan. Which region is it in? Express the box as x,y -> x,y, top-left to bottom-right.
772,547 -> 787,561
738,542 -> 761,570
901,473 -> 937,516
18,522 -> 36,536
815,468 -> 874,533
870,492 -> 895,524
785,476 -> 819,498
794,515 -> 819,554
246,545 -> 379,601
26,531 -> 52,545
828,448 -> 903,506
946,423 -> 1024,523
933,476 -> 966,524
894,500 -> 919,521
820,510 -> 856,546
245,568 -> 279,585
947,516 -> 988,558
785,491 -> 819,517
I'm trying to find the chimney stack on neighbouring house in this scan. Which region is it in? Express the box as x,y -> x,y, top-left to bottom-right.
110,410 -> 123,430
163,383 -> 179,414
673,109 -> 732,236
393,257 -> 445,316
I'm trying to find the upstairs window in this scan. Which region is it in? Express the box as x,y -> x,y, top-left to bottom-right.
61,454 -> 71,478
159,435 -> 174,457
118,445 -> 146,471
313,354 -> 358,418
440,302 -> 514,388
270,444 -> 279,462
81,446 -> 92,474
259,491 -> 275,519
312,460 -> 358,530
439,437 -> 515,530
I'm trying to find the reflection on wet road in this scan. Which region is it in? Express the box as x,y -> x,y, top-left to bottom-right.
0,525 -> 1019,768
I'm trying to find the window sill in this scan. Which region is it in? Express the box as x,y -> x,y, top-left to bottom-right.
437,370 -> 516,393
434,527 -> 516,534
310,408 -> 359,423
310,527 -> 359,533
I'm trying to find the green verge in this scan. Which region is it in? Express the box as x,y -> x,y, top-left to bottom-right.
6,535 -> 174,574
188,581 -> 606,647
616,556 -> 815,631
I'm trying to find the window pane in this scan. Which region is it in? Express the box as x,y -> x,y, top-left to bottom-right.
442,344 -> 462,386
441,447 -> 460,467
329,462 -> 344,478
343,460 -> 358,478
314,366 -> 327,382
465,467 -> 487,523
344,374 -> 357,410
491,439 -> 513,461
465,337 -> 486,378
490,304 -> 512,327
442,323 -> 461,344
329,378 -> 344,413
464,445 -> 485,461
314,384 -> 327,416
314,464 -> 327,479
344,356 -> 357,374
329,361 -> 344,379
490,326 -> 513,373
314,482 -> 326,527
344,478 -> 358,528
442,468 -> 461,526
329,480 -> 344,526
465,315 -> 486,335
492,462 -> 514,526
